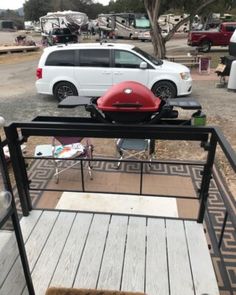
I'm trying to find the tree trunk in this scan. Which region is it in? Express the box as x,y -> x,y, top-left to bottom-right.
144,0 -> 165,58
151,24 -> 166,58
144,0 -> 218,59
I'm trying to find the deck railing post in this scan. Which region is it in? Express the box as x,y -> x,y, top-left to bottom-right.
11,209 -> 35,295
197,133 -> 217,223
4,126 -> 31,216
140,161 -> 143,195
0,137 -> 35,295
80,159 -> 85,192
0,138 -> 13,192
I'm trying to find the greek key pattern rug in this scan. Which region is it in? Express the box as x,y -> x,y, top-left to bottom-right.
8,159 -> 236,294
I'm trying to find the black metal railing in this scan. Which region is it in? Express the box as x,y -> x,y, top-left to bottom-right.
1,116 -> 236,293
3,117 -> 236,242
24,156 -> 203,200
0,137 -> 35,295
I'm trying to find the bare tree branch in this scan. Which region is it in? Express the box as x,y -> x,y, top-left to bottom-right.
164,0 -> 218,42
144,0 -> 223,58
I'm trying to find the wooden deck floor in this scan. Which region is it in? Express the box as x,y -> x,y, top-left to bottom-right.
0,210 -> 219,295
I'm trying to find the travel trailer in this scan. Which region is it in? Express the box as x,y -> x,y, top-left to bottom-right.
159,14 -> 190,33
40,10 -> 88,36
97,13 -> 150,39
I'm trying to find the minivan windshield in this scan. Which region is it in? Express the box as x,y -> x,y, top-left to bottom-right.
133,47 -> 163,65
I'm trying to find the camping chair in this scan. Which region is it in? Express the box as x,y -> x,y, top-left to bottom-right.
52,136 -> 93,183
115,138 -> 155,169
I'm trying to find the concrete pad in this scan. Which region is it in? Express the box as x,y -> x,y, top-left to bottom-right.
56,192 -> 178,218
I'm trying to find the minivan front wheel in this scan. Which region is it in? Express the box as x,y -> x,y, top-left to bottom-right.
53,81 -> 78,102
152,81 -> 177,100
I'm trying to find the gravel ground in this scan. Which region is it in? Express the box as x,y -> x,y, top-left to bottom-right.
0,33 -> 235,197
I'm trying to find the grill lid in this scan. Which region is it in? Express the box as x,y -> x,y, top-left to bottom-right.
97,81 -> 161,112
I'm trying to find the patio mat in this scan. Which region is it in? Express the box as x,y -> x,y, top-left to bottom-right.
13,159 -> 236,294
37,172 -> 197,217
45,287 -> 144,295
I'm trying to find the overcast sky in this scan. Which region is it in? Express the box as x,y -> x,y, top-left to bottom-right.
0,0 -> 110,10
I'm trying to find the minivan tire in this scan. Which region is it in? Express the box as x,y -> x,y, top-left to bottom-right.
53,81 -> 78,102
152,81 -> 177,100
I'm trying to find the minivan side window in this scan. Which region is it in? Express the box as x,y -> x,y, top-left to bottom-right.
79,49 -> 110,67
45,50 -> 75,66
114,50 -> 144,68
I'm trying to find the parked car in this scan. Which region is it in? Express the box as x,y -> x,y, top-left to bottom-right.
43,28 -> 78,46
36,42 -> 192,101
138,30 -> 168,41
188,22 -> 236,52
137,30 -> 151,42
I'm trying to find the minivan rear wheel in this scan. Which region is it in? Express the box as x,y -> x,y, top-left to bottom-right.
53,81 -> 78,102
152,81 -> 177,100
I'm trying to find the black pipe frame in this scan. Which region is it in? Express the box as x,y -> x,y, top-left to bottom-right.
3,118 -> 236,235
1,117 -> 235,295
0,137 -> 35,295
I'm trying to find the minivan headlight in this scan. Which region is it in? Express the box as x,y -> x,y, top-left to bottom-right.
180,72 -> 191,80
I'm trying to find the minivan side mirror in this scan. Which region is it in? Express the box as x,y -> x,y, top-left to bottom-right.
140,61 -> 148,69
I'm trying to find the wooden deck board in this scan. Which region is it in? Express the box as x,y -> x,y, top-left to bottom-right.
146,218 -> 169,295
30,212 -> 76,295
0,230 -> 19,287
121,217 -> 146,292
97,215 -> 128,291
1,211 -> 59,295
0,254 -> 26,294
73,214 -> 110,289
185,221 -> 219,295
50,213 -> 93,288
0,210 -> 42,290
166,219 -> 194,295
25,211 -> 59,271
0,210 -> 219,295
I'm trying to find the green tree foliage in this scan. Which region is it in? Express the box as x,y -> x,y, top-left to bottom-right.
24,0 -> 53,21
107,0 -> 146,13
23,0 -> 105,20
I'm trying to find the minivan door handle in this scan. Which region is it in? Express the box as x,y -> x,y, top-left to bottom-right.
114,72 -> 122,75
102,71 -> 111,75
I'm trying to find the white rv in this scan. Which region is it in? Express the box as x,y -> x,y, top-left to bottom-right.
159,14 -> 190,33
97,13 -> 150,39
40,10 -> 88,36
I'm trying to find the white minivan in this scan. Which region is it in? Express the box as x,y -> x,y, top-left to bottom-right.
36,42 -> 192,101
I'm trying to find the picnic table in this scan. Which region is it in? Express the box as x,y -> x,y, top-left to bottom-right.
166,54 -> 203,67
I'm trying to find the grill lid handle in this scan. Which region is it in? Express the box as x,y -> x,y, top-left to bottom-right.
112,102 -> 143,108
